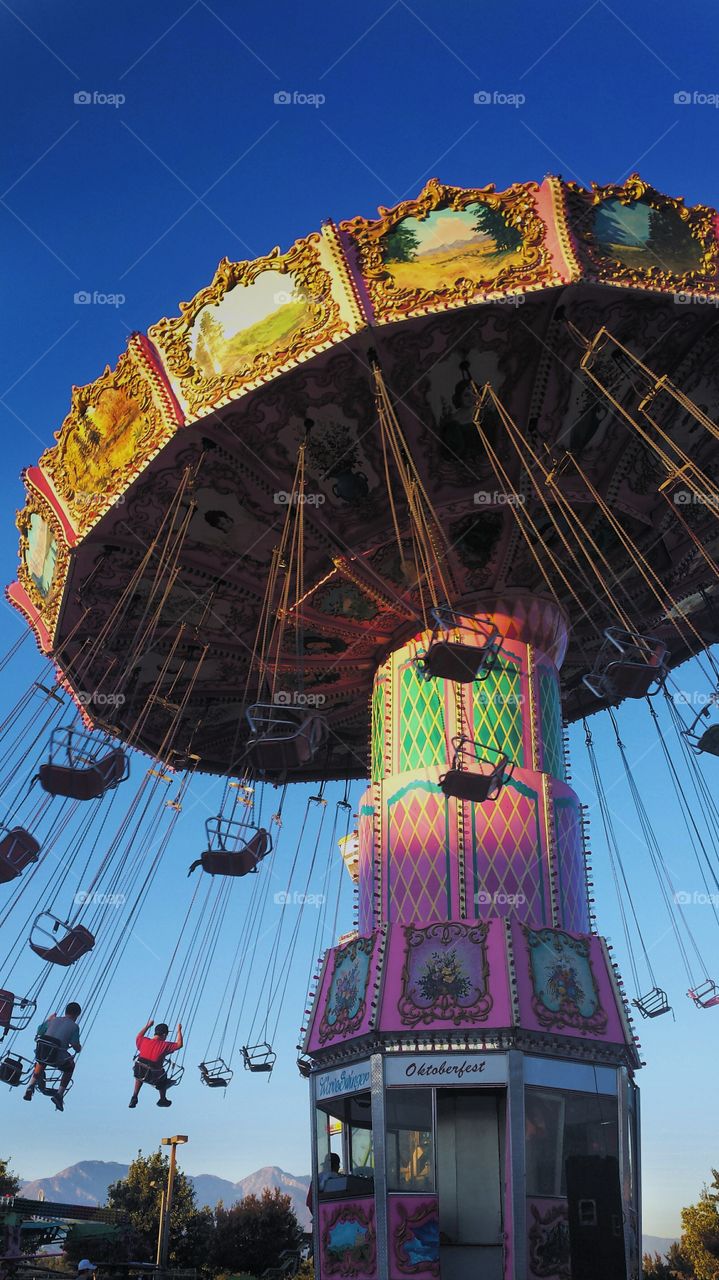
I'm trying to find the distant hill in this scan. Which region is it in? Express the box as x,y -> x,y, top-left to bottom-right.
21,1161 -> 311,1229
642,1235 -> 678,1260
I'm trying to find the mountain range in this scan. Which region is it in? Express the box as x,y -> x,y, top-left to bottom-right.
21,1161 -> 311,1229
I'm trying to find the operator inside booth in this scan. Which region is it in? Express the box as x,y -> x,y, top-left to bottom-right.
315,1090 -> 374,1199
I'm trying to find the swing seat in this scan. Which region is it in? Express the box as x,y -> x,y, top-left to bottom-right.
189,828 -> 271,877
0,989 -> 36,1038
696,724 -> 719,757
38,747 -> 127,800
133,1054 -> 184,1089
0,827 -> 40,884
29,914 -> 95,967
583,627 -> 667,702
439,738 -> 513,805
417,609 -> 501,684
245,704 -> 328,777
199,1059 -> 233,1088
632,987 -> 671,1019
242,1042 -> 276,1073
688,980 -> 719,1009
0,1053 -> 30,1087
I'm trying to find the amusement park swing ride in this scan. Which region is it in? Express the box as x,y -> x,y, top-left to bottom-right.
3,171 -> 719,1278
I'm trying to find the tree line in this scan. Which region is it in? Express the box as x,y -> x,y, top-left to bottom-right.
0,1153 -> 306,1279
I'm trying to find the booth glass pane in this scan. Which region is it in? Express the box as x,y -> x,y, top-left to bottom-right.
386,1088 -> 434,1192
525,1087 -> 619,1197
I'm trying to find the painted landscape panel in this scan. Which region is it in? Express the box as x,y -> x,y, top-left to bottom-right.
593,198 -> 702,273
379,202 -> 524,292
190,270 -> 312,379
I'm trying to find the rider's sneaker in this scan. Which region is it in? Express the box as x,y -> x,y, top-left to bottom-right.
23,1087 -> 34,1102
157,1097 -> 172,1107
129,1096 -> 138,1108
50,1091 -> 64,1112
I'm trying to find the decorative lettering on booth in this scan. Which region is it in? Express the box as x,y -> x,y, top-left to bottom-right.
386,1053 -> 508,1086
317,1064 -> 372,1099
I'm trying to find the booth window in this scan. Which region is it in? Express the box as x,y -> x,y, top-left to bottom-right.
386,1088 -> 434,1192
315,1092 -> 374,1198
525,1087 -> 618,1197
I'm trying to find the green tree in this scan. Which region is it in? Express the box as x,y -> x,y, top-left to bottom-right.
472,203 -> 522,254
667,1240 -> 695,1276
0,1157 -> 20,1196
645,206 -> 697,267
63,1151 -> 213,1272
643,1252 -> 674,1279
682,1172 -> 719,1280
195,309 -> 226,374
213,1188 -> 303,1277
382,222 -> 419,264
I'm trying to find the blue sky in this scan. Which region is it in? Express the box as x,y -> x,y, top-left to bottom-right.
2,0 -> 719,1238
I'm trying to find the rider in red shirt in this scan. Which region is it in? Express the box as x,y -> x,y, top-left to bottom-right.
130,1019 -> 182,1109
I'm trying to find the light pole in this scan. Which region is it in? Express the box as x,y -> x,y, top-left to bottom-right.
156,1135 -> 188,1274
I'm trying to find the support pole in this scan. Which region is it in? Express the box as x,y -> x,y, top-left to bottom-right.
159,1136 -> 188,1273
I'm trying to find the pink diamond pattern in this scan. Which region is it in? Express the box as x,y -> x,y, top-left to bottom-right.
387,785 -> 447,924
470,781 -> 547,925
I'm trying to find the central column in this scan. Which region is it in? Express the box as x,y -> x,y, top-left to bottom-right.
357,593 -> 589,935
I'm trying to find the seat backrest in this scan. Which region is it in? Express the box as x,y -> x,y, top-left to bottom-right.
31,925 -> 95,966
38,763 -> 105,801
0,990 -> 15,1030
95,749 -> 126,785
606,660 -> 657,699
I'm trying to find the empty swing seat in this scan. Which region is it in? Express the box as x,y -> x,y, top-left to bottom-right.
199,1059 -> 233,1088
38,747 -> 127,800
417,609 -> 502,684
0,1054 -> 29,1087
245,704 -> 328,777
440,738 -> 513,805
696,724 -> 719,756
29,914 -> 95,967
0,989 -> 36,1038
583,627 -> 668,702
688,979 -> 719,1009
189,827 -> 272,878
632,987 -> 671,1019
0,827 -> 41,884
242,1042 -> 276,1073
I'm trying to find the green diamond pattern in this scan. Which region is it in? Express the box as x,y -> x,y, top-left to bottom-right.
472,656 -> 524,765
539,667 -> 564,779
399,663 -> 445,772
371,677 -> 386,782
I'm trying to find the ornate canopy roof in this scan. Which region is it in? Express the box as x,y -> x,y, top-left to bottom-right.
10,174 -> 719,776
